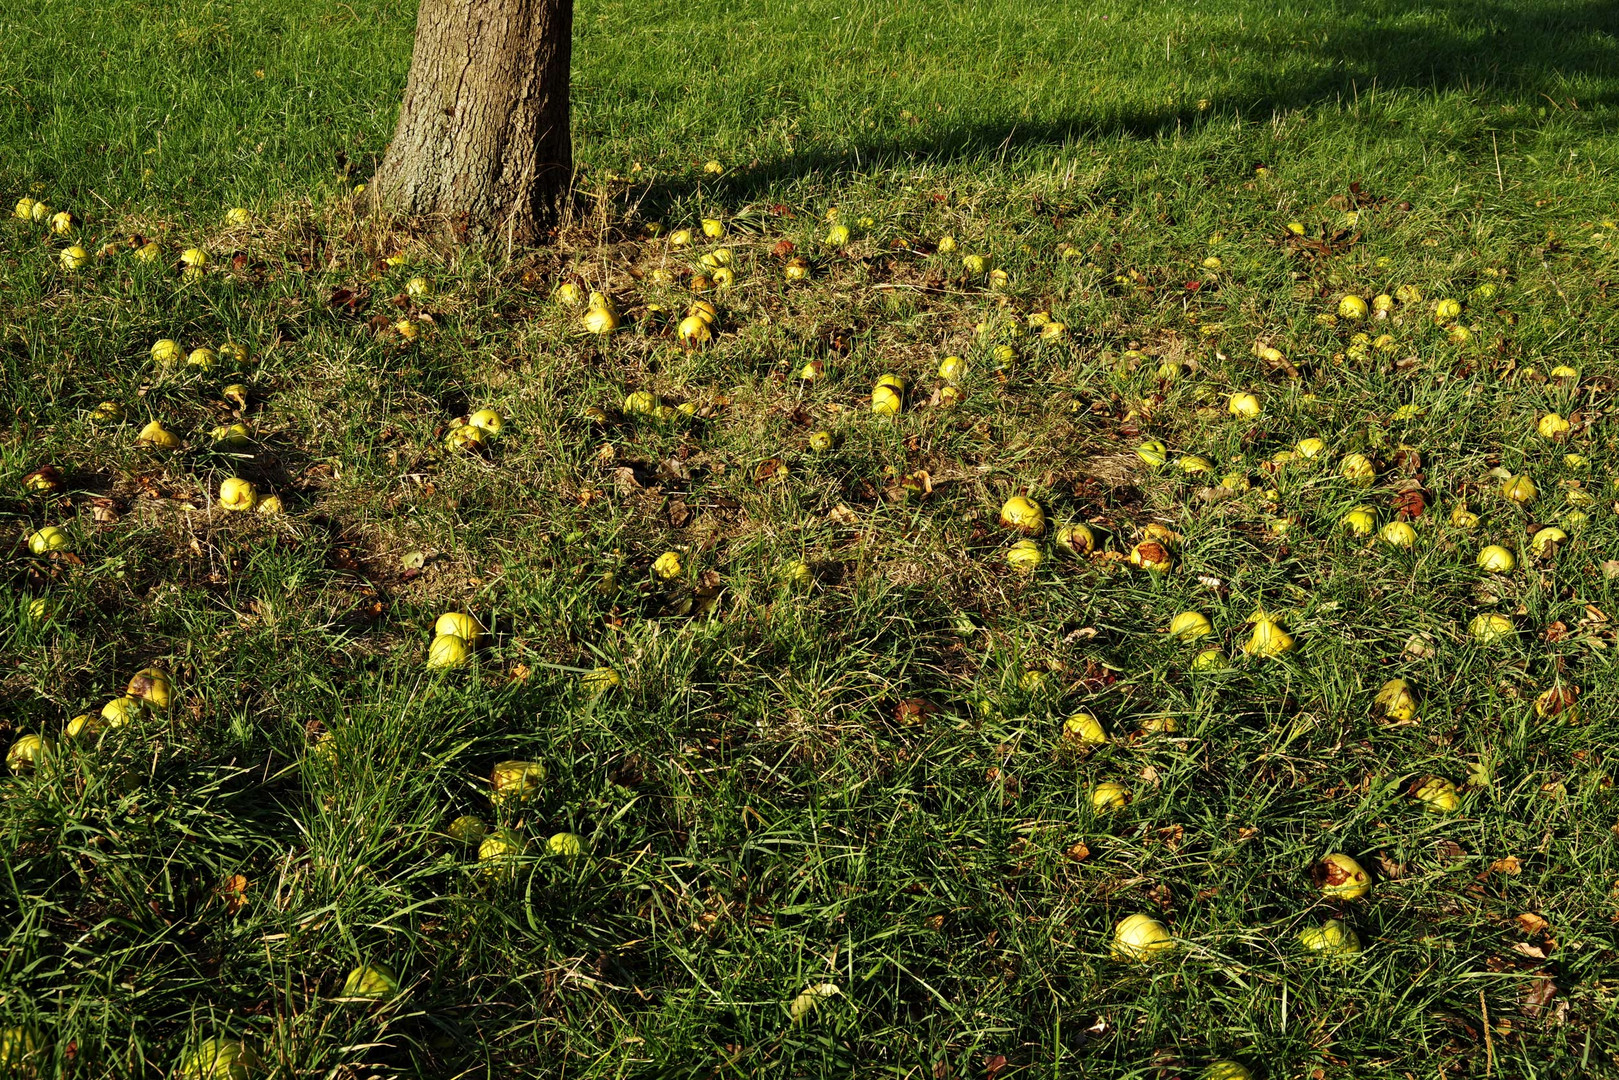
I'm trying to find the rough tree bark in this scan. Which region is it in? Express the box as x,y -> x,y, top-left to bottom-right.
371,0 -> 573,245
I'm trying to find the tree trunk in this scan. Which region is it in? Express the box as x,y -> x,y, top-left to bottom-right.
372,0 -> 573,245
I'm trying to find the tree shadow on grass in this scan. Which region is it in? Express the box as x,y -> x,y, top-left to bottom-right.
627,0 -> 1619,211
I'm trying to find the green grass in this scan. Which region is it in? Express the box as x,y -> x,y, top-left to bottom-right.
3,0 -> 1619,1076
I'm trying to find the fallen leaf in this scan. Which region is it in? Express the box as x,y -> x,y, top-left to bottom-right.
984,1054 -> 1008,1080
1064,841 -> 1091,862
1488,856 -> 1522,877
1515,912 -> 1549,936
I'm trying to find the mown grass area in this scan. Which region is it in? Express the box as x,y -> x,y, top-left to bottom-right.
3,0 -> 1619,1076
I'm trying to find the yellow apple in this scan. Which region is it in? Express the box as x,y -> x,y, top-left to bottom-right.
553,281 -> 584,306
1372,678 -> 1416,723
340,962 -> 399,1001
1450,503 -> 1480,529
1191,647 -> 1226,672
218,478 -> 258,511
50,211 -> 74,234
999,496 -> 1045,535
180,247 -> 208,268
1378,521 -> 1417,547
435,612 -> 483,645
808,430 -> 833,452
1475,545 -> 1513,572
175,1037 -> 261,1080
1243,613 -> 1294,657
1500,475 -> 1536,504
1128,539 -> 1173,573
490,760 -> 545,802
653,551 -> 683,579
1135,440 -> 1167,467
1299,919 -> 1361,957
427,633 -> 470,668
938,355 -> 965,383
1433,298 -> 1461,321
13,196 -> 36,220
1090,781 -> 1129,813
1469,613 -> 1514,644
1337,295 -> 1368,319
826,224 -> 850,246
677,315 -> 712,346
1227,392 -> 1261,418
6,734 -> 51,774
1111,914 -> 1173,961
871,384 -> 902,416
1537,413 -> 1570,438
447,814 -> 487,845
1314,852 -> 1370,899
478,828 -> 526,875
1414,776 -> 1460,813
59,245 -> 89,270
1529,526 -> 1567,555
1339,453 -> 1376,485
1054,523 -> 1094,556
1062,712 -> 1107,745
126,667 -> 173,711
1340,507 -> 1376,536
1169,611 -> 1212,640
547,831 -> 586,858
468,408 -> 503,435
27,526 -> 71,554
701,218 -> 724,239
962,254 -> 989,276
1295,437 -> 1326,458
1005,539 -> 1043,573
91,400 -> 126,423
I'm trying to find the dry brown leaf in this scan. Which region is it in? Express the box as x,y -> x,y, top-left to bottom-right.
1489,856 -> 1522,877
1515,912 -> 1549,936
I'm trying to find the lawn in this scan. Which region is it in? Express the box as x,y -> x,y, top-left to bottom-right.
2,0 -> 1618,1076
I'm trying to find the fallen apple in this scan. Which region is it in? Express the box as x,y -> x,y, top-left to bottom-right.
490,760 -> 545,804
12,197 -> 36,220
1500,475 -> 1536,504
583,293 -> 619,334
1201,1061 -> 1254,1080
1293,437 -> 1326,459
6,733 -> 50,774
1339,453 -> 1376,485
479,827 -> 526,876
1313,853 -> 1370,899
427,633 -> 470,668
175,1037 -> 261,1080
999,496 -> 1045,535
554,281 -> 584,306
653,551 -> 683,579
1135,440 -> 1167,467
547,831 -> 586,858
1227,392 -> 1261,418
340,962 -> 400,1001
871,384 -> 902,416
218,478 -> 258,511
59,245 -> 89,270
1372,678 -> 1416,723
677,315 -> 712,346
1538,413 -> 1570,438
1378,521 -> 1416,548
808,431 -> 833,452
1413,776 -> 1459,813
1169,611 -> 1212,640
101,695 -> 145,727
27,526 -> 71,554
1006,539 -> 1043,573
50,211 -> 74,234
468,409 -> 503,435
447,814 -> 488,845
435,612 -> 483,645
1476,545 -> 1514,572
1111,913 -> 1173,961
1128,540 -> 1173,573
1469,613 -> 1514,644
1062,712 -> 1107,745
1299,919 -> 1361,957
1090,781 -> 1129,812
180,247 -> 208,268
1243,612 -> 1294,657
1191,647 -> 1226,672
1528,526 -> 1567,556
126,667 -> 173,711
1337,295 -> 1368,319
1341,507 -> 1379,538
1054,523 -> 1094,556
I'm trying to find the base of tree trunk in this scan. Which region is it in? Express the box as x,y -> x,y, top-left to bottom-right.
370,0 -> 574,247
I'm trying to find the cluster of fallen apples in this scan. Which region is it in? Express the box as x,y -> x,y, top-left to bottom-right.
6,197 -> 1597,1078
